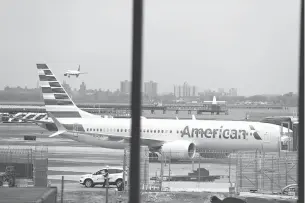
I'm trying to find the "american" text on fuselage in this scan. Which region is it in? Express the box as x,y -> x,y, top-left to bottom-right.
181,126 -> 249,139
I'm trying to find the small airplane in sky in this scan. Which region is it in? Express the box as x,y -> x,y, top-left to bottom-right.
64,65 -> 88,78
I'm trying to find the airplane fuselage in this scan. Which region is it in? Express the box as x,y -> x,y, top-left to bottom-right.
64,70 -> 80,77
39,117 -> 281,153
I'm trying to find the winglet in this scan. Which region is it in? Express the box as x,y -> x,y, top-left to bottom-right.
192,115 -> 196,120
48,113 -> 67,137
176,116 -> 179,120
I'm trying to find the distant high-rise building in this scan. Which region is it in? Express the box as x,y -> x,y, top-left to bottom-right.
182,82 -> 190,97
120,80 -> 131,94
144,81 -> 158,98
174,85 -> 182,98
229,88 -> 238,96
218,88 -> 224,92
191,86 -> 198,97
174,82 -> 197,98
79,81 -> 86,96
62,80 -> 72,96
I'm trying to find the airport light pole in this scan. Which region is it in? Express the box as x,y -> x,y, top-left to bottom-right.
129,0 -> 143,203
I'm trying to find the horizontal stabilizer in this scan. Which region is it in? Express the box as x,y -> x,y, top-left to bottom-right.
48,113 -> 67,137
49,130 -> 66,138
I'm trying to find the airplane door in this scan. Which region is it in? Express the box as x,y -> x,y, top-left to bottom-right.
263,131 -> 271,143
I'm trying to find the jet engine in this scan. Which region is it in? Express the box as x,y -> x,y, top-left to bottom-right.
161,140 -> 196,160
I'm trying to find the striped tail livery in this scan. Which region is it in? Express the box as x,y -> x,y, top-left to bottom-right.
37,64 -> 96,119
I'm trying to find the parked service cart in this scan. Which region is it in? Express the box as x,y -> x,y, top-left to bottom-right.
150,168 -> 225,182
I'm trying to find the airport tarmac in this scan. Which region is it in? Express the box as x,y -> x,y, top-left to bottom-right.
0,106 -> 296,122
122,107 -> 296,120
0,123 -> 234,193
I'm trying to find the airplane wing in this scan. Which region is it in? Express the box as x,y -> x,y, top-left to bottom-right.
74,131 -> 165,147
48,113 -> 165,147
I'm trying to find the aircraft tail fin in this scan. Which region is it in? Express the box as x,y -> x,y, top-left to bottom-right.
36,64 -> 96,119
212,96 -> 217,104
78,65 -> 80,71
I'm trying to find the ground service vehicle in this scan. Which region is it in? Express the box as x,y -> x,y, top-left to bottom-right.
79,167 -> 126,188
0,166 -> 16,187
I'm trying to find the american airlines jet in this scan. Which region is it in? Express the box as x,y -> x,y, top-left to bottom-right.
64,65 -> 88,78
33,64 -> 290,160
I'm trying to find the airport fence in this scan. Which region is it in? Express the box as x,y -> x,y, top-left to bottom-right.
0,145 -> 48,187
121,148 -> 297,195
116,149 -> 236,203
235,150 -> 298,194
43,148 -> 297,203
122,148 -> 235,194
123,146 -> 150,191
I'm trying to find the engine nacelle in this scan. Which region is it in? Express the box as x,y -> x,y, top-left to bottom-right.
161,140 -> 196,160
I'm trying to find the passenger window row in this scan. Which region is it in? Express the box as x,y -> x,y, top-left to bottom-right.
86,128 -> 183,134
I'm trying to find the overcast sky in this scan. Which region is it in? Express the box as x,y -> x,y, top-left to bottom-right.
0,0 -> 301,96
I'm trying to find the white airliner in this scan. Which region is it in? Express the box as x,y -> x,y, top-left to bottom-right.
32,64 -> 291,160
64,65 -> 88,78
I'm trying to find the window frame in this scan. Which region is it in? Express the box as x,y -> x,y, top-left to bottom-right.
129,1 -> 144,202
